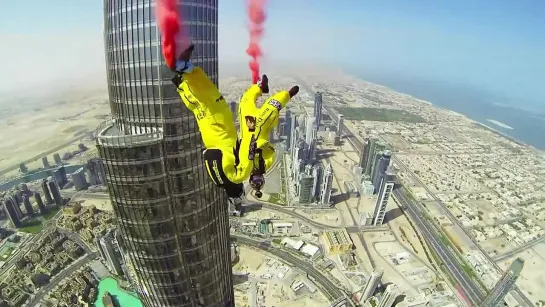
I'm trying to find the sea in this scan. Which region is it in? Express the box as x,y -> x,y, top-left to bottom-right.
356,72 -> 545,150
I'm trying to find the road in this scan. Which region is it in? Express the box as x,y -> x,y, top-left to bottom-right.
394,190 -> 485,306
0,231 -> 48,277
232,235 -> 347,303
324,105 -> 534,306
493,235 -> 545,262
250,202 -> 343,230
1,208 -> 75,278
392,156 -> 533,307
56,227 -> 93,253
28,252 -> 97,306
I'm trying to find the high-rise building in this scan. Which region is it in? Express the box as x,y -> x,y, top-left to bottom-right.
320,163 -> 334,206
377,284 -> 399,307
361,268 -> 383,302
34,192 -> 46,215
372,151 -> 392,193
481,258 -> 524,307
99,1 -> 233,306
367,141 -> 386,177
96,230 -> 124,276
305,116 -> 316,160
298,174 -> 314,204
3,196 -> 22,228
372,172 -> 395,226
72,167 -> 89,191
284,110 -> 293,147
22,195 -> 34,217
53,166 -> 67,189
229,101 -> 238,121
313,92 -> 323,128
87,158 -> 106,185
48,179 -> 63,207
42,156 -> 50,169
20,183 -> 29,192
359,138 -> 373,171
53,153 -> 62,165
311,164 -> 323,201
41,179 -> 53,205
336,114 -> 344,136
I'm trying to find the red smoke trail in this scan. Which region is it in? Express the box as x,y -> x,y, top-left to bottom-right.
246,0 -> 267,84
155,0 -> 189,69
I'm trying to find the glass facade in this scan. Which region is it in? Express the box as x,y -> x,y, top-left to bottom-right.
98,1 -> 233,306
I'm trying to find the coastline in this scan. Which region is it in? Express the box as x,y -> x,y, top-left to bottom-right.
397,93 -> 537,151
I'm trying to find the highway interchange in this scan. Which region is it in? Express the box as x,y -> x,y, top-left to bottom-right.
394,190 -> 485,305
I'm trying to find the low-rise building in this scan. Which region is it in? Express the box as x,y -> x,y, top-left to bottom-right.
323,229 -> 354,254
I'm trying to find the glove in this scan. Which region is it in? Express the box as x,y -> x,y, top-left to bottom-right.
171,45 -> 195,87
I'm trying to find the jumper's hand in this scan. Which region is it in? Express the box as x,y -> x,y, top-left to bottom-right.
171,45 -> 195,87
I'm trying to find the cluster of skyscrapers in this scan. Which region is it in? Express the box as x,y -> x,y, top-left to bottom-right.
0,176 -> 63,228
351,138 -> 396,226
284,93 -> 334,206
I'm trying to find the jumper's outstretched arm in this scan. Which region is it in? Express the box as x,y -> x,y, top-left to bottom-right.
238,74 -> 299,197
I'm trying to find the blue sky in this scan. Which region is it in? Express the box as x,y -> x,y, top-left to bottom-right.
0,0 -> 544,105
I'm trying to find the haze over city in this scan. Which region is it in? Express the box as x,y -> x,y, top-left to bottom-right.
0,1 -> 544,307
0,0 -> 544,107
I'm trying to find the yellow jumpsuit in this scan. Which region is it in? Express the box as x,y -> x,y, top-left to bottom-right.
238,84 -> 291,175
176,66 -> 290,191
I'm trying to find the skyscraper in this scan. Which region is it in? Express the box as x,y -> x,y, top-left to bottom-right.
229,101 -> 238,121
41,179 -> 53,205
3,196 -> 23,228
99,1 -> 233,306
34,192 -> 46,215
298,175 -> 314,204
320,163 -> 334,206
311,164 -> 323,201
481,258 -> 524,307
366,141 -> 386,177
337,114 -> 344,136
48,179 -> 63,207
361,268 -> 383,302
372,150 -> 392,193
42,156 -> 50,169
377,284 -> 399,307
313,92 -> 323,128
22,195 -> 34,217
305,116 -> 316,160
359,137 -> 375,171
285,110 -> 293,149
372,171 -> 395,226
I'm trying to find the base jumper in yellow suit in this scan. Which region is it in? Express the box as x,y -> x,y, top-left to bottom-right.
171,46 -> 299,203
